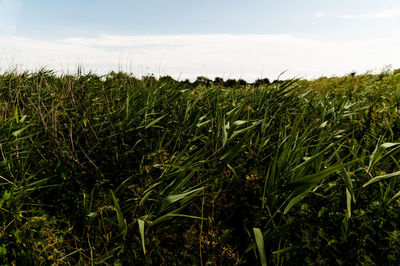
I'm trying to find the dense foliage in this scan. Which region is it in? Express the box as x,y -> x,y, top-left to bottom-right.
0,70 -> 399,265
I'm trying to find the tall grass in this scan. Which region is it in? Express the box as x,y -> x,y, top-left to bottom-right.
0,70 -> 399,264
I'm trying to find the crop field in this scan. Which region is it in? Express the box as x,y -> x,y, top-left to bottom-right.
0,69 -> 400,265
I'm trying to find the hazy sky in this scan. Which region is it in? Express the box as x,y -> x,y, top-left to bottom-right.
1,0 -> 400,80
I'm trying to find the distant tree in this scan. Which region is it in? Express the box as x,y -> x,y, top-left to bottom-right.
142,74 -> 157,85
237,79 -> 247,86
378,72 -> 388,80
105,72 -> 140,85
182,79 -> 191,86
393,68 -> 400,75
159,75 -> 176,84
224,79 -> 237,88
194,76 -> 212,87
213,77 -> 224,86
254,78 -> 270,87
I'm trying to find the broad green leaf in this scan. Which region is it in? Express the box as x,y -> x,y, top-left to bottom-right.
233,120 -> 249,126
294,159 -> 355,184
125,93 -> 130,117
0,244 -> 6,256
335,150 -> 355,206
145,115 -> 166,129
19,115 -> 27,123
387,190 -> 400,205
159,213 -> 207,220
363,171 -> 400,187
319,121 -> 328,128
222,116 -> 227,147
164,187 -> 203,205
196,120 -> 210,128
139,182 -> 162,207
272,246 -> 292,255
12,126 -> 29,137
228,121 -> 260,142
253,228 -> 267,266
111,190 -> 127,238
159,187 -> 204,212
151,205 -> 187,226
346,188 -> 352,218
368,143 -> 400,172
290,143 -> 335,173
138,219 -> 146,255
284,186 -> 313,214
220,134 -> 248,167
13,107 -> 19,122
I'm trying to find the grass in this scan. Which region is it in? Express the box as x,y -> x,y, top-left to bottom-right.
0,69 -> 399,265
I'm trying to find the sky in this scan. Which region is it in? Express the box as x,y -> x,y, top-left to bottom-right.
1,0 -> 400,80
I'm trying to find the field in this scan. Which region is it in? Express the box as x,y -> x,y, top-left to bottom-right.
0,69 -> 400,265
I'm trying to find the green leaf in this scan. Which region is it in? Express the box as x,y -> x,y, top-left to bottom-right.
139,182 -> 162,207
228,121 -> 260,142
12,126 -> 29,137
0,190 -> 11,208
272,246 -> 292,255
284,186 -> 313,214
145,115 -> 166,129
160,187 -> 204,212
151,205 -> 187,226
346,188 -> 352,218
233,120 -> 250,126
111,190 -> 127,238
387,190 -> 400,205
253,228 -> 267,266
290,143 -> 335,173
196,120 -> 210,128
363,171 -> 400,187
220,133 -> 248,167
126,92 -> 130,117
0,244 -> 7,256
19,115 -> 27,123
13,107 -> 19,122
222,116 -> 227,147
294,159 -> 355,184
368,143 -> 400,172
138,218 -> 146,255
319,121 -> 328,128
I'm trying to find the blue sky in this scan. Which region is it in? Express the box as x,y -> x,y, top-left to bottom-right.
9,0 -> 400,38
1,0 -> 400,80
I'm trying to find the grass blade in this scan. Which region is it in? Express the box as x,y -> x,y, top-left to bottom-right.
363,171 -> 400,187
253,227 -> 267,266
138,218 -> 146,255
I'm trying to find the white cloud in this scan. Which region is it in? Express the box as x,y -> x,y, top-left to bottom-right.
1,34 -> 400,81
0,0 -> 21,34
340,9 -> 400,19
314,12 -> 325,18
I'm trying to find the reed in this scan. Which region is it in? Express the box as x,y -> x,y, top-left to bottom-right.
0,70 -> 399,264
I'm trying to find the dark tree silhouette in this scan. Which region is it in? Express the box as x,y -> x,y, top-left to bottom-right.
213,77 -> 224,86
194,76 -> 212,87
254,78 -> 270,87
237,79 -> 247,86
224,79 -> 237,88
159,75 -> 176,84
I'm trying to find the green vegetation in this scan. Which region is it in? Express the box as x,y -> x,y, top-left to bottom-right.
0,69 -> 400,265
